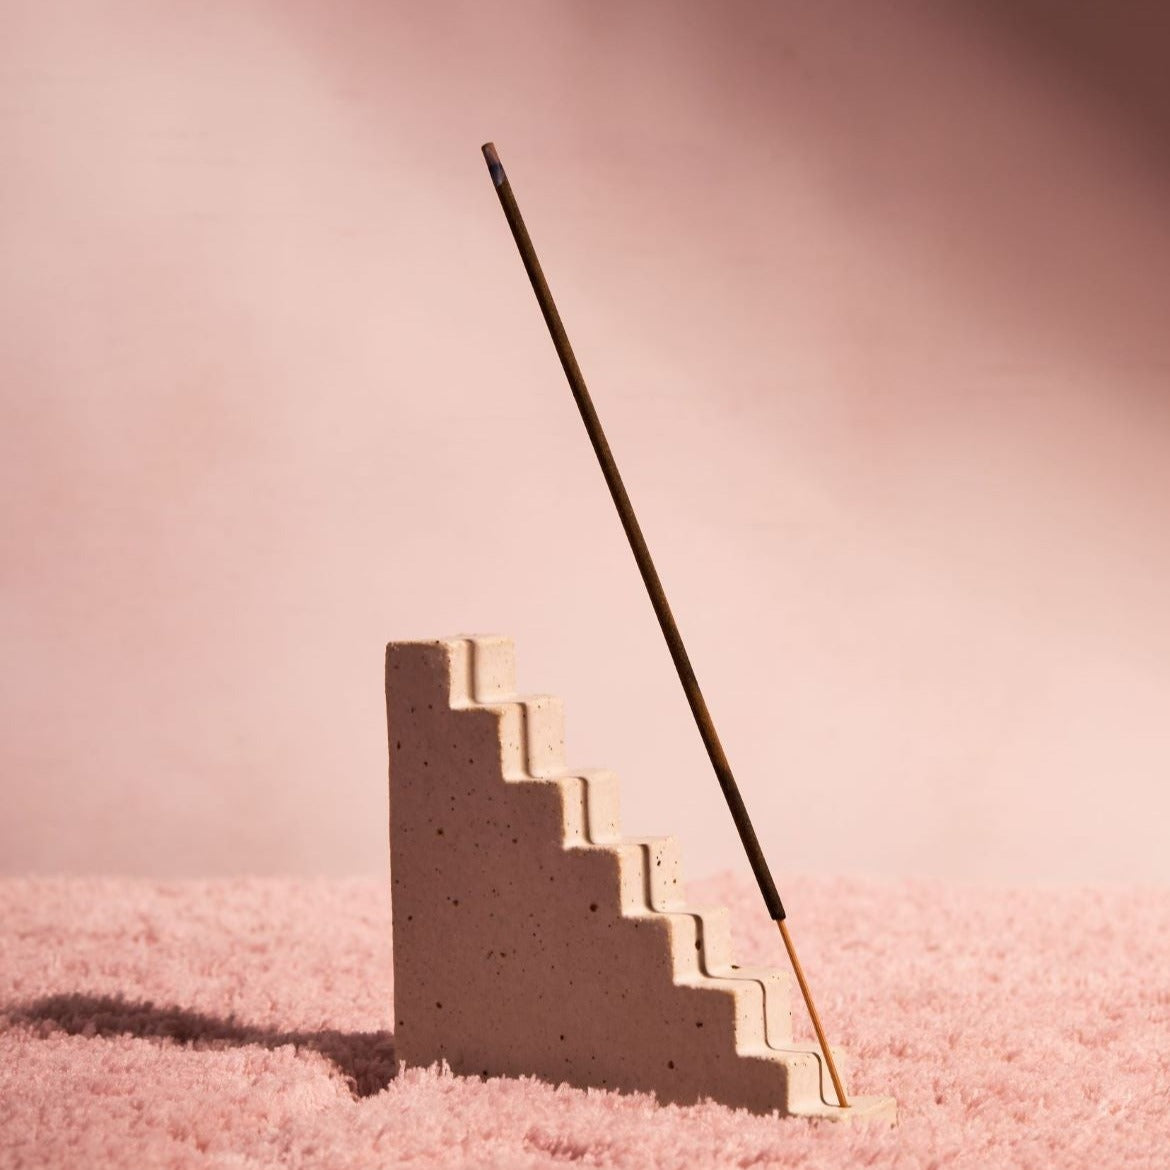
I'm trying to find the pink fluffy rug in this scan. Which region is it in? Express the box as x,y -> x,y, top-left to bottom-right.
2,874 -> 1167,1168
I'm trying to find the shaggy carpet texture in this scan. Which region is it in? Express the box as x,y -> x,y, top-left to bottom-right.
1,874 -> 1168,1169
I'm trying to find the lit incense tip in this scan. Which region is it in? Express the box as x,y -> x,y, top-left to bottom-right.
481,142 -> 505,187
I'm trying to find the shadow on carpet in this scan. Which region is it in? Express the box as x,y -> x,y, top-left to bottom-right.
7,993 -> 398,1099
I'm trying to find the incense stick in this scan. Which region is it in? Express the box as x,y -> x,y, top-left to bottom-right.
481,141 -> 849,1109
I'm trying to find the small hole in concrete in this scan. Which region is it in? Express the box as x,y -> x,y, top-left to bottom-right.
695,1021 -> 703,1028
436,828 -> 444,836
589,903 -> 598,912
436,1002 -> 442,1009
668,1061 -> 675,1069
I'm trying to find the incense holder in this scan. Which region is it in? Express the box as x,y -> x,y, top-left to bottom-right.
386,635 -> 896,1121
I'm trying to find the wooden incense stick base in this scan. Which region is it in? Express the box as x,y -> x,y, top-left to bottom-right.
778,918 -> 850,1108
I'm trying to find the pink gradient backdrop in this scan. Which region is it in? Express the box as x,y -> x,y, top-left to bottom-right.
3,0 -> 1170,883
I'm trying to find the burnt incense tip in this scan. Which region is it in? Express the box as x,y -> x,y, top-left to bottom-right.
481,142 -> 506,187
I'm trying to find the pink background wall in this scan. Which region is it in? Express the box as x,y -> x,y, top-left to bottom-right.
4,1 -> 1170,884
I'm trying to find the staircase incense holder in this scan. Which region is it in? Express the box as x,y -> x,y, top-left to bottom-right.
387,636 -> 895,1120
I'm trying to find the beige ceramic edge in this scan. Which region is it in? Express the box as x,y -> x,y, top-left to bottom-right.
387,634 -> 896,1123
